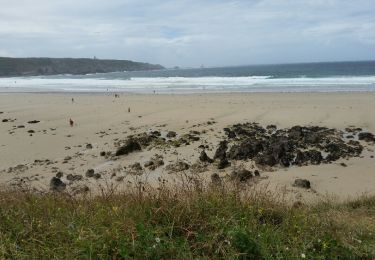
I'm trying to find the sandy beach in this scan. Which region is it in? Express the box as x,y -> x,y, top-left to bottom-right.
1,92 -> 374,202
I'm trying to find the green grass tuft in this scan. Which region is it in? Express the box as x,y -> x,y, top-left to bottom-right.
0,186 -> 374,259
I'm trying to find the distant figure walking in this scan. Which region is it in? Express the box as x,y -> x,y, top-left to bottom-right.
71,98 -> 74,103
128,107 -> 130,113
69,118 -> 74,127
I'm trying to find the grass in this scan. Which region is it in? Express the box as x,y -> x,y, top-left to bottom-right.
0,182 -> 375,259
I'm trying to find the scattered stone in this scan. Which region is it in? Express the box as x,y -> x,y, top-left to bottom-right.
66,174 -> 83,182
2,119 -> 9,122
86,143 -> 93,149
85,169 -> 95,177
293,179 -> 311,189
340,162 -> 347,167
116,176 -> 125,182
254,170 -> 260,177
50,177 -> 66,192
27,130 -> 35,133
166,131 -> 177,138
56,171 -> 63,178
93,173 -> 101,179
100,151 -> 106,156
144,160 -> 154,168
131,162 -> 143,171
166,161 -> 190,173
115,138 -> 141,156
27,120 -> 40,124
17,125 -> 25,128
199,150 -> 213,163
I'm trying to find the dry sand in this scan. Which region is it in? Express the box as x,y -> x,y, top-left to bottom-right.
0,92 -> 374,202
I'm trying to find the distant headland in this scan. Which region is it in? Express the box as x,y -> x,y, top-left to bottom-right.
0,57 -> 164,77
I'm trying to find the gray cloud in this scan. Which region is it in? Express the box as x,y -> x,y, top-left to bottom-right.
0,0 -> 374,67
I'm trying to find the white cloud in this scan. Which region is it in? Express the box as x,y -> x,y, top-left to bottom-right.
0,0 -> 374,67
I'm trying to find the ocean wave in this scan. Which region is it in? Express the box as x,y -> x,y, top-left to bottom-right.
1,76 -> 375,93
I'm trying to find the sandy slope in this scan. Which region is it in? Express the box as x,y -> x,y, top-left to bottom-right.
0,92 -> 374,202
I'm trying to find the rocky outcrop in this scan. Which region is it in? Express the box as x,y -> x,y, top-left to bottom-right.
216,122 -> 366,169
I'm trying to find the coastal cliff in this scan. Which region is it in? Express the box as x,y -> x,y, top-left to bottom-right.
0,57 -> 164,77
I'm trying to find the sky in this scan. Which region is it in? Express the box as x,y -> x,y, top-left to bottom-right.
0,0 -> 375,68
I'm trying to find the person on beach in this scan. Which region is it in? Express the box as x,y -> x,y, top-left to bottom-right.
69,118 -> 74,127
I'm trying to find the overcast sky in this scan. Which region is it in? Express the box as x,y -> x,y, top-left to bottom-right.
0,0 -> 375,67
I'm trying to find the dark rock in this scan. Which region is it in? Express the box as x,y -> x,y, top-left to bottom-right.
214,140 -> 228,160
217,158 -> 230,169
67,174 -> 83,181
100,151 -> 106,156
254,170 -> 260,177
231,169 -> 253,182
93,173 -> 101,179
228,140 -> 264,160
255,154 -> 277,167
224,128 -> 236,138
166,161 -> 190,173
27,120 -> 40,124
86,143 -> 93,149
358,132 -> 375,142
151,130 -> 161,136
307,150 -> 323,165
199,150 -> 213,163
56,171 -> 63,178
85,169 -> 95,177
288,126 -> 303,139
144,161 -> 154,168
166,131 -> 177,138
115,139 -> 141,156
17,125 -> 25,128
27,130 -> 35,133
293,179 -> 311,189
131,162 -> 143,171
2,119 -> 9,122
340,162 -> 347,167
50,177 -> 66,191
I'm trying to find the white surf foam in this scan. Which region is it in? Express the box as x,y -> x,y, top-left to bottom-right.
1,76 -> 375,93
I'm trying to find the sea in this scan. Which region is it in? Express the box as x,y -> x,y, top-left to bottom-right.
1,60 -> 375,93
